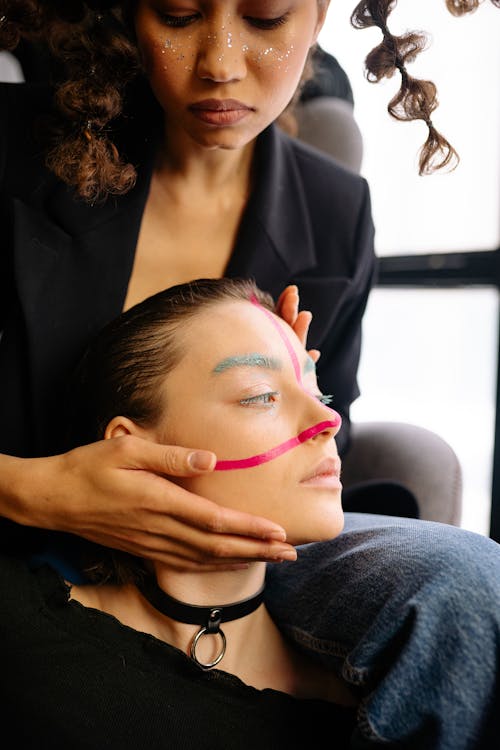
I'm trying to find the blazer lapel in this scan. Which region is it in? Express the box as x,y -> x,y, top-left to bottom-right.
226,124 -> 317,302
12,148 -> 153,451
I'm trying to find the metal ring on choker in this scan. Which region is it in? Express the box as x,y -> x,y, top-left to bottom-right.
136,579 -> 265,670
190,620 -> 227,670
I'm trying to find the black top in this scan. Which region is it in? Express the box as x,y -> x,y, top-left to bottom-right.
0,554 -> 357,749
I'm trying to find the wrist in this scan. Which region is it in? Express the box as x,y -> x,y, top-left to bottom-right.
0,452 -> 61,529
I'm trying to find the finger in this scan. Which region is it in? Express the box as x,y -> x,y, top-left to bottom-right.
308,349 -> 321,363
292,310 -> 312,347
149,537 -> 297,567
276,285 -> 299,326
150,490 -> 289,543
122,471 -> 289,542
119,436 -> 217,477
92,522 -> 297,566
157,523 -> 298,564
81,528 -> 254,571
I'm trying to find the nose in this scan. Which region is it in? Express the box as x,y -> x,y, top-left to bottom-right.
196,20 -> 247,83
305,394 -> 342,442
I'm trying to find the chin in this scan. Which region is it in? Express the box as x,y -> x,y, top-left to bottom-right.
289,509 -> 345,547
189,126 -> 257,151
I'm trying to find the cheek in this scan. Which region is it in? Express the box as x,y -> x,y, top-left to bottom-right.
139,31 -> 195,83
248,40 -> 309,96
181,459 -> 288,515
156,39 -> 196,75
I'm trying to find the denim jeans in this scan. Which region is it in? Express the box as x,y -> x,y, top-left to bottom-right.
265,513 -> 500,749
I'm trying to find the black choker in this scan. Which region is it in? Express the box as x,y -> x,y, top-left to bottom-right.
137,578 -> 265,670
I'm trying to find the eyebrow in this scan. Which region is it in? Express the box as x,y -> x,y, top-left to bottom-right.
303,356 -> 316,375
212,353 -> 283,374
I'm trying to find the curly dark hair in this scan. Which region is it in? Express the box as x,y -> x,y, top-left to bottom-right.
1,0 -> 499,201
349,0 -> 498,175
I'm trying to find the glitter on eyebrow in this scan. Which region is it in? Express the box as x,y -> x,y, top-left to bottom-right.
303,356 -> 316,375
212,353 -> 282,374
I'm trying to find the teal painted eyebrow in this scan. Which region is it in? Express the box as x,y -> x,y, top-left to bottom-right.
212,353 -> 282,374
303,356 -> 316,375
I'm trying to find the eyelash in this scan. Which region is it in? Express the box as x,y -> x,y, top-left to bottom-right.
157,13 -> 289,30
246,15 -> 289,30
318,394 -> 334,406
240,391 -> 279,407
239,392 -> 334,407
158,13 -> 197,27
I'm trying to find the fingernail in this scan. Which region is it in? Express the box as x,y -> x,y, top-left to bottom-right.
276,549 -> 297,562
188,451 -> 214,471
267,530 -> 287,542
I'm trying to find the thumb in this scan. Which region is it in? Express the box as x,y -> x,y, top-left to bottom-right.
130,439 -> 217,477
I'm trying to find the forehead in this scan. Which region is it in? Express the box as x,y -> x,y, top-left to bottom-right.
181,299 -> 303,366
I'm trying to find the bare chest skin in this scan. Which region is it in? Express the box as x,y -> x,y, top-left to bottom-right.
123,170 -> 249,312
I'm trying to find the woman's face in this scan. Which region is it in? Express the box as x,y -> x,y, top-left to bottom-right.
134,0 -> 329,150
144,299 -> 343,546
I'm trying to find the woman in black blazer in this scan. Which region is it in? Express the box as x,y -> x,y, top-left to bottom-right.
1,3 -> 499,747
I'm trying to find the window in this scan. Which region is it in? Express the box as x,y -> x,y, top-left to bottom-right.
319,2 -> 500,537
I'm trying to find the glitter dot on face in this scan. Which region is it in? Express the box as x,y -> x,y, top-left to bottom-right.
134,0 -> 326,150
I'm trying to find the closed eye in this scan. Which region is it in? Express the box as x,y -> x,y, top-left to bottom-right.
240,391 -> 280,407
245,14 -> 290,30
157,12 -> 199,28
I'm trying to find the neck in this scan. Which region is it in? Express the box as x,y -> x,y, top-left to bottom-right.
143,564 -> 268,667
157,126 -> 256,194
154,562 -> 266,604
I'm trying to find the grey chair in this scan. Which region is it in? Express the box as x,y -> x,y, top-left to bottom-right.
340,421 -> 462,525
0,51 -> 24,82
295,96 -> 463,526
295,95 -> 364,174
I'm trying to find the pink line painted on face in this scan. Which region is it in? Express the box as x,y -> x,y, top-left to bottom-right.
213,295 -> 341,472
250,295 -> 303,384
215,418 -> 341,471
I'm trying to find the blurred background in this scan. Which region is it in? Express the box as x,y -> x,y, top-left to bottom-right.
319,1 -> 500,537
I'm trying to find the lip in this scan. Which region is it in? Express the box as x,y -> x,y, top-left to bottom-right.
300,457 -> 342,489
189,99 -> 254,126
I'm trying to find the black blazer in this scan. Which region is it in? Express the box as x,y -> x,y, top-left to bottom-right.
0,81 -> 376,463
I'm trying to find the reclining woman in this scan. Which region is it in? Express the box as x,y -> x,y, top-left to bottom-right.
1,3 -> 500,747
2,277 -> 358,747
2,276 -> 500,749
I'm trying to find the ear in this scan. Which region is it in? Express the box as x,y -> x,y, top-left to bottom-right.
312,0 -> 330,44
104,415 -> 153,441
